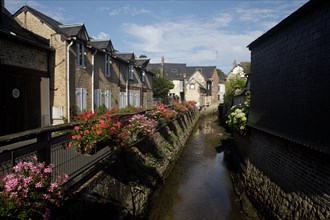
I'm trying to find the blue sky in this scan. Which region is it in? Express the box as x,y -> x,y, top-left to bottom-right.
7,0 -> 308,73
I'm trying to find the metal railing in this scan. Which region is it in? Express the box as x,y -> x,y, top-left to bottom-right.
0,105 -> 184,190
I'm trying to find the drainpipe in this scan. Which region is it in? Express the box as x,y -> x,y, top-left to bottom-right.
66,40 -> 74,122
91,49 -> 97,113
126,63 -> 129,107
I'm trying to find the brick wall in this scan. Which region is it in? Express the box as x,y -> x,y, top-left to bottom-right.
233,128 -> 330,219
0,37 -> 48,71
248,0 -> 330,153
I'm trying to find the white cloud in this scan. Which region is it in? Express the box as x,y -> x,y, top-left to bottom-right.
92,32 -> 111,40
109,5 -> 150,16
122,17 -> 261,73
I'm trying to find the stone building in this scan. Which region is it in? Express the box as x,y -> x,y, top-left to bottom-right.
149,59 -> 219,108
14,5 -> 155,125
14,6 -> 93,123
185,66 -> 219,108
0,1 -> 54,135
238,0 -> 330,219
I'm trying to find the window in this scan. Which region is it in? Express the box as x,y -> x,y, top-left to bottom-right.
129,64 -> 134,80
76,42 -> 84,67
105,90 -> 112,109
94,89 -> 102,108
141,70 -> 145,83
105,54 -> 111,77
76,88 -> 87,114
190,84 -> 195,90
171,69 -> 178,73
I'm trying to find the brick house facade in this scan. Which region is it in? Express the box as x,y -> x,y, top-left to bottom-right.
14,5 -> 155,126
0,3 -> 54,135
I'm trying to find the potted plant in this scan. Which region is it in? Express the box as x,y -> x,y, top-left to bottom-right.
0,157 -> 68,219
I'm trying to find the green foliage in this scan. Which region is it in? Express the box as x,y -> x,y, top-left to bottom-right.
217,69 -> 226,80
152,75 -> 174,98
224,75 -> 247,108
226,101 -> 249,135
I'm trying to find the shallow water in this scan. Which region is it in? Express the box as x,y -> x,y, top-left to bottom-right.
147,115 -> 248,220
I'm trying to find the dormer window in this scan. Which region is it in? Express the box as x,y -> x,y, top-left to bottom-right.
76,42 -> 84,67
105,54 -> 111,77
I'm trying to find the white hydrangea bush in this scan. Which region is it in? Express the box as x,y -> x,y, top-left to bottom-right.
226,101 -> 249,135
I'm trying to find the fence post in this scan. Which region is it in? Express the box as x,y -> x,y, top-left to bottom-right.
37,132 -> 51,165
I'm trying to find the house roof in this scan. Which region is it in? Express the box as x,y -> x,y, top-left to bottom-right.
88,39 -> 114,52
113,52 -> 135,63
186,66 -> 216,80
148,63 -> 187,80
247,0 -> 319,49
135,58 -> 150,68
14,5 -> 62,33
14,5 -> 89,41
0,5 -> 50,50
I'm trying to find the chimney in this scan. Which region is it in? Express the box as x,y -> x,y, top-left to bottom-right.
160,56 -> 164,77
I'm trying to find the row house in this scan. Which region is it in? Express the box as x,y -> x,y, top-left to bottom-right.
149,58 -> 219,108
0,2 -> 54,135
14,5 -> 154,125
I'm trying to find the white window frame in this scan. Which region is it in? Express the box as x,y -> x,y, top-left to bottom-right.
190,84 -> 195,90
76,88 -> 87,114
76,42 -> 85,67
105,54 -> 111,77
105,90 -> 112,109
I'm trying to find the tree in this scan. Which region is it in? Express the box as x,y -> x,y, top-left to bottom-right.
139,55 -> 147,58
152,75 -> 174,99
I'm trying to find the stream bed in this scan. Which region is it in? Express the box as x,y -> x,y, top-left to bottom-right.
146,115 -> 253,220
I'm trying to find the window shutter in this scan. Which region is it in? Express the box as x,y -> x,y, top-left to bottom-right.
142,70 -> 145,83
94,89 -> 102,108
129,65 -> 134,80
105,90 -> 112,109
82,88 -> 87,110
76,88 -> 82,114
76,88 -> 87,114
119,92 -> 127,108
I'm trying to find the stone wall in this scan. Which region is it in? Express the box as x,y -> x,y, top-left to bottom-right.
55,109 -> 200,219
231,128 -> 330,220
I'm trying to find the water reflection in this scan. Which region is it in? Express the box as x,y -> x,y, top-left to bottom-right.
147,115 -> 248,220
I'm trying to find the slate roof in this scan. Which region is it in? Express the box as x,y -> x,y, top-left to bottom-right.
0,5 -> 50,49
59,24 -> 84,38
148,63 -> 187,80
135,58 -> 150,68
14,5 -> 88,40
88,39 -> 114,52
113,52 -> 135,63
186,66 -> 216,80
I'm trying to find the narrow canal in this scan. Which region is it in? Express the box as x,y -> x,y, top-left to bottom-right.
146,114 -> 252,220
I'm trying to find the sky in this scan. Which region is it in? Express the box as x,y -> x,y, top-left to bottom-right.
6,0 -> 308,73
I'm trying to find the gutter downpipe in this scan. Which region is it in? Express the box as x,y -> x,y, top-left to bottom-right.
92,49 -> 97,113
66,40 -> 74,122
126,62 -> 129,107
